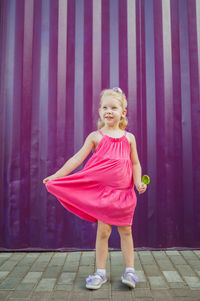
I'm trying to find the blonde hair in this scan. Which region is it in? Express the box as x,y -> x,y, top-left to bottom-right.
97,88 -> 128,130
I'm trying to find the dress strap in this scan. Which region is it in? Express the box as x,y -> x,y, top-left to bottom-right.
124,130 -> 127,136
98,129 -> 104,137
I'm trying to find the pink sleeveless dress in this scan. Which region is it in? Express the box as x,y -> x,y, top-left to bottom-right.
45,129 -> 137,226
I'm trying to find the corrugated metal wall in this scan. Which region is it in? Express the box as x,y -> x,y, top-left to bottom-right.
0,0 -> 200,250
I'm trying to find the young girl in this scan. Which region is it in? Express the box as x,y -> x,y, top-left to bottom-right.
43,87 -> 147,290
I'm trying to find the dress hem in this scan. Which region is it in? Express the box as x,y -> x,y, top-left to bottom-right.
58,197 -> 134,226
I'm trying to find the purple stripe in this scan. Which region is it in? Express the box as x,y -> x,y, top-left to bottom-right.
154,0 -> 165,247
162,0 -> 176,246
197,0 -> 200,89
119,0 -> 128,94
145,0 -> 157,246
127,0 -> 137,131
0,0 -> 6,246
30,0 -> 42,246
74,0 -> 83,159
92,0 -> 101,130
102,0 -> 110,88
56,0 -> 66,163
4,0 -> 16,247
170,0 -> 184,245
110,0 -> 119,87
84,0 -> 93,138
179,0 -> 194,244
65,0 -> 75,158
188,0 -> 200,242
39,0 -> 50,247
19,0 -> 34,250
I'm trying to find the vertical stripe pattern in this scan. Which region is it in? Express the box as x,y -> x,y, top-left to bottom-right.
0,0 -> 200,250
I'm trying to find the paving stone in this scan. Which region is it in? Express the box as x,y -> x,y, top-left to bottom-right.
143,264 -> 162,276
139,255 -> 156,265
16,283 -> 35,291
0,290 -> 11,299
148,276 -> 168,289
134,281 -> 149,288
156,259 -> 175,270
35,278 -> 56,291
54,283 -> 73,291
130,297 -> 155,301
111,278 -> 132,291
80,251 -> 95,266
7,289 -> 31,298
22,272 -> 42,283
151,289 -> 174,300
0,253 -> 12,258
29,291 -> 51,300
134,261 -> 143,270
57,272 -> 76,284
62,263 -> 79,272
0,271 -> 9,280
8,266 -> 30,278
139,251 -> 152,255
49,290 -> 69,300
0,251 -> 200,300
111,291 -> 132,300
136,270 -> 147,282
77,265 -> 94,277
183,276 -> 200,289
7,298 -> 27,301
133,288 -> 153,298
92,288 -> 110,299
193,250 -> 200,257
170,287 -> 197,297
152,251 -> 167,258
168,255 -> 187,265
43,265 -> 62,278
174,296 -> 199,301
66,252 -> 81,263
166,251 -> 180,255
73,278 -> 87,291
180,250 -> 199,260
162,271 -> 183,282
176,264 -> 197,277
0,277 -> 21,290
69,291 -> 92,301
187,260 -> 200,270
168,282 -> 188,288
30,253 -> 53,271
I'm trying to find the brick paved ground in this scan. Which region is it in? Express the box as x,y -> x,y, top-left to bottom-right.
0,250 -> 200,300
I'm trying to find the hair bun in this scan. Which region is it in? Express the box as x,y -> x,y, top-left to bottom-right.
112,87 -> 123,94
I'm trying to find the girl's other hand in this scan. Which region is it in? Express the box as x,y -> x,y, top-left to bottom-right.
43,174 -> 58,184
135,182 -> 147,194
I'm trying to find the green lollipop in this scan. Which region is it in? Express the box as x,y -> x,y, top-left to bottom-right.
142,175 -> 150,185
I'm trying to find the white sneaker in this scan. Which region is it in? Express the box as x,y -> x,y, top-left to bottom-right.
86,272 -> 107,289
121,270 -> 139,288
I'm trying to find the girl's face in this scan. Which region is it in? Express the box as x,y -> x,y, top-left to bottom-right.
98,95 -> 126,125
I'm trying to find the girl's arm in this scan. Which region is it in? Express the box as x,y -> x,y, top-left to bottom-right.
55,132 -> 95,177
129,133 -> 147,194
129,133 -> 142,186
43,132 -> 95,182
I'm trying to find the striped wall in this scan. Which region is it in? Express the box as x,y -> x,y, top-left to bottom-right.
0,0 -> 200,250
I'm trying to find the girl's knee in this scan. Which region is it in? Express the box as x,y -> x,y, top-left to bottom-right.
97,220 -> 112,239
117,225 -> 132,237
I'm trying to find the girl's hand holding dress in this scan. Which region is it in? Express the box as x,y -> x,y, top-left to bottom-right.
135,182 -> 147,194
43,174 -> 58,184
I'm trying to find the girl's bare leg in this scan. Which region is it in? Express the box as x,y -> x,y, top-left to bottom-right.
95,220 -> 112,269
118,226 -> 134,268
